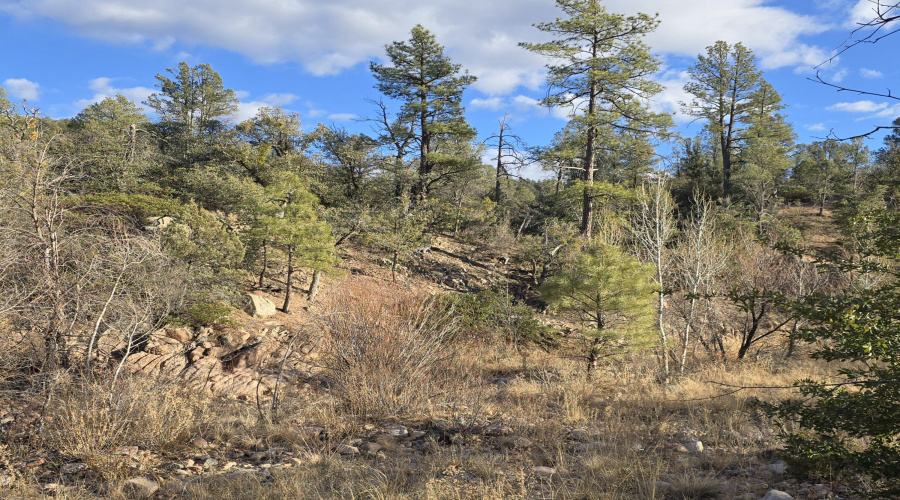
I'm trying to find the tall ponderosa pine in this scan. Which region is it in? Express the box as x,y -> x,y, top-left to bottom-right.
682,41 -> 786,201
370,25 -> 477,201
521,0 -> 668,239
145,62 -> 238,169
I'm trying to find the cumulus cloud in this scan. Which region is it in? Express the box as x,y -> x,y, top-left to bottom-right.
74,77 -> 154,110
651,70 -> 693,124
470,97 -> 505,111
860,68 -> 883,78
806,123 -> 826,131
3,78 -> 41,101
831,68 -> 849,82
872,103 -> 900,119
2,0 -> 831,96
234,93 -> 300,122
848,0 -> 899,26
826,100 -> 888,113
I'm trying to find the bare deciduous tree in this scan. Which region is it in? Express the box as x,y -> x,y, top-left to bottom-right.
672,192 -> 727,372
632,176 -> 677,382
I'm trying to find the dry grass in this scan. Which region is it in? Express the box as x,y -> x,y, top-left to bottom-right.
34,375 -> 210,480
317,279 -> 462,420
0,278 -> 851,499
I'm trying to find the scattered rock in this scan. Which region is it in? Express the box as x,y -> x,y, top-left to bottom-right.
166,327 -> 193,343
430,418 -> 453,431
763,490 -> 794,500
383,424 -> 408,437
805,484 -> 831,499
574,442 -> 604,453
497,435 -> 532,449
122,477 -> 159,498
188,347 -> 205,363
60,462 -> 87,474
654,481 -> 672,492
242,294 -> 277,317
534,466 -> 556,477
482,422 -> 513,436
191,437 -> 210,449
684,439 -> 704,453
360,442 -> 383,455
336,444 -> 359,456
143,216 -> 173,231
768,460 -> 787,475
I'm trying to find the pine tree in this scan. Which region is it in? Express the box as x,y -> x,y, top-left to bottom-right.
370,25 -> 477,201
521,0 -> 669,238
682,41 -> 785,201
68,95 -> 155,193
541,242 -> 656,377
768,209 -> 900,496
258,173 -> 334,312
144,62 -> 238,170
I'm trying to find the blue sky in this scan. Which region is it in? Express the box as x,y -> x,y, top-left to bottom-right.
1,0 -> 898,178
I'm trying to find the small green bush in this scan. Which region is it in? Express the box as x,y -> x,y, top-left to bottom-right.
446,289 -> 557,348
169,302 -> 237,329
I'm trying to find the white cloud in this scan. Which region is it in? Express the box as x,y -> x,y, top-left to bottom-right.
847,0 -> 899,26
234,93 -> 301,122
872,103 -> 900,119
826,100 -> 888,113
3,0 -> 831,97
327,113 -> 357,122
831,68 -> 849,82
74,77 -> 154,110
3,78 -> 41,101
470,97 -> 505,111
806,123 -> 826,131
650,70 -> 692,124
258,93 -> 298,106
860,68 -> 883,78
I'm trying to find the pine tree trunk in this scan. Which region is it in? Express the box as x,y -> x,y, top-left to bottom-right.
307,269 -> 322,302
258,238 -> 268,288
281,247 -> 294,313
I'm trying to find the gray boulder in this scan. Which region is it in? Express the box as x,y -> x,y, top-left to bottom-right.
243,294 -> 277,317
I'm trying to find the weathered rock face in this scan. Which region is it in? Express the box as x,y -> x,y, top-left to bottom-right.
165,327 -> 193,343
108,325 -> 319,399
241,294 -> 278,317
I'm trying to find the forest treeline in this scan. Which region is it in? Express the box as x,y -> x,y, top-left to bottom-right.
2,0 -> 900,493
